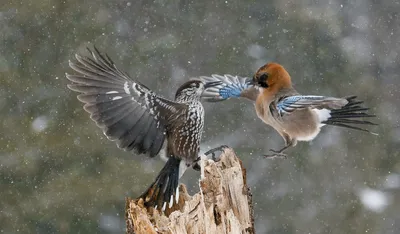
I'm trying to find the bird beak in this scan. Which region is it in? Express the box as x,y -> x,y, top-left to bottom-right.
204,81 -> 222,89
245,78 -> 255,86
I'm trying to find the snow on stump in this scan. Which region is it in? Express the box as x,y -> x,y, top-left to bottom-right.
125,148 -> 255,234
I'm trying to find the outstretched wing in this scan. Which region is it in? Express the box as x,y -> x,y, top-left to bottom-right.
199,74 -> 259,102
66,47 -> 186,157
276,95 -> 348,116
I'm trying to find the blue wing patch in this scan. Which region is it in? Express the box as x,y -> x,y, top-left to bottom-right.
276,95 -> 327,116
200,74 -> 255,102
219,81 -> 250,99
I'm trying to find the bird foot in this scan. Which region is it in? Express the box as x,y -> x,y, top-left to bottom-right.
192,156 -> 202,171
192,162 -> 201,171
263,149 -> 287,159
193,145 -> 229,171
204,145 -> 229,161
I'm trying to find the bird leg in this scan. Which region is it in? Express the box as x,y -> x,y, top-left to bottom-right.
263,145 -> 290,159
264,136 -> 294,159
204,145 -> 229,161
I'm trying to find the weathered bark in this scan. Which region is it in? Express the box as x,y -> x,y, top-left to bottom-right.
125,148 -> 255,234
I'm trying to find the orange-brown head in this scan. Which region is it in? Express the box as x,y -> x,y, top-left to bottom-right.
252,63 -> 292,90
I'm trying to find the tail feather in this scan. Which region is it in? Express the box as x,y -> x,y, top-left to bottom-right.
328,113 -> 376,119
140,157 -> 181,210
322,96 -> 378,134
331,107 -> 369,114
342,101 -> 363,108
324,122 -> 378,135
327,119 -> 377,125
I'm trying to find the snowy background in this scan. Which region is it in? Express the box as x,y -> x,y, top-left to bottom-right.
1,0 -> 400,233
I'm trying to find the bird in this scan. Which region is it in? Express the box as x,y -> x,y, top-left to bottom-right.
65,47 -> 222,211
200,63 -> 377,158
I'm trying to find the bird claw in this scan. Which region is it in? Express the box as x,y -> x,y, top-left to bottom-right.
268,149 -> 280,153
192,162 -> 201,171
192,156 -> 202,171
193,145 -> 229,170
263,149 -> 287,159
263,153 -> 287,159
204,145 -> 229,161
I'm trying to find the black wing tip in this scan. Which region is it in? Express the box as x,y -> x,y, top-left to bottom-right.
85,44 -> 100,55
86,46 -> 93,55
345,95 -> 358,100
72,45 -> 108,64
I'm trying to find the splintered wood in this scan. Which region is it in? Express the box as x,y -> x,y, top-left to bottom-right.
125,149 -> 255,234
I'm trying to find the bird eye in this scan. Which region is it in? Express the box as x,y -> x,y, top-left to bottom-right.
259,73 -> 268,82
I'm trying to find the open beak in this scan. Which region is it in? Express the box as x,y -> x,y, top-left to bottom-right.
204,81 -> 222,89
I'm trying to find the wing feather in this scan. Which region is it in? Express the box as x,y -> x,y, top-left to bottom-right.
276,95 -> 348,116
199,74 -> 259,102
66,47 -> 185,157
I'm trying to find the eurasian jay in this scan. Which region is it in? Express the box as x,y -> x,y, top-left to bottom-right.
201,63 -> 377,158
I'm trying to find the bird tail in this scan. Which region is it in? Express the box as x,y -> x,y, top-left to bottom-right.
139,157 -> 181,211
322,96 -> 378,135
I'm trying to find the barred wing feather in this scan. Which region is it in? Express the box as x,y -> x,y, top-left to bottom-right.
66,47 -> 185,157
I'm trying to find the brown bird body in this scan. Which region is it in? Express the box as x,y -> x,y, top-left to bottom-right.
254,63 -> 349,151
201,63 -> 377,157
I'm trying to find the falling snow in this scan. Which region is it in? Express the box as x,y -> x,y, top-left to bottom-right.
1,0 -> 398,233
358,187 -> 391,213
31,116 -> 49,133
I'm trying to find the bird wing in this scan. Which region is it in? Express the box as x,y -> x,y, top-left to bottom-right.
276,95 -> 348,117
66,47 -> 186,157
199,74 -> 259,102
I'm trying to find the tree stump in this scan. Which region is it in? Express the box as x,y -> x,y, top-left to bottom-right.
125,148 -> 255,234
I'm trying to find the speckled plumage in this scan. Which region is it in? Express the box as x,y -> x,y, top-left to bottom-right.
66,47 -> 221,210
